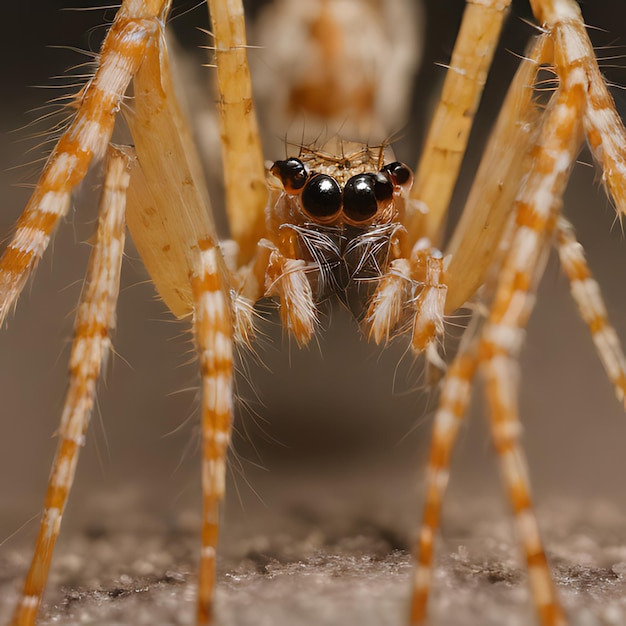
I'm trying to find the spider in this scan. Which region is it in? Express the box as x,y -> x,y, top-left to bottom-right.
2,1 -> 626,625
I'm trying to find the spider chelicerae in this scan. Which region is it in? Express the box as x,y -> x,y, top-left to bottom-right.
2,1 -> 626,625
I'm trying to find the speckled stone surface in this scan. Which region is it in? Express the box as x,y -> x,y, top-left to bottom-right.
3,479 -> 626,626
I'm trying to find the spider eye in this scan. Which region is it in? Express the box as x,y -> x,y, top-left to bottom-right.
271,158 -> 308,193
301,174 -> 342,220
343,173 -> 385,223
381,161 -> 413,188
372,171 -> 394,201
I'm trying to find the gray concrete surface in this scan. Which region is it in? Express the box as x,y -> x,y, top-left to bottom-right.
3,484 -> 626,625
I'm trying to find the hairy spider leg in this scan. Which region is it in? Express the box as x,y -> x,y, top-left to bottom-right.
409,0 -> 513,245
191,243 -> 234,625
555,218 -> 626,405
0,0 -> 169,327
410,342 -> 479,625
531,0 -> 626,216
208,0 -> 267,265
123,9 -> 240,621
10,147 -> 132,626
478,77 -> 585,626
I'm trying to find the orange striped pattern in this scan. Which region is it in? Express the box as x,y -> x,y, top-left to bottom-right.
410,347 -> 478,625
556,218 -> 626,405
0,0 -> 167,327
482,350 -> 565,626
10,148 -> 131,626
532,0 -> 626,215
191,241 -> 234,625
477,4 -> 591,623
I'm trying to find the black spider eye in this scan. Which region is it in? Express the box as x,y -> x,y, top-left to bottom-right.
301,174 -> 342,220
381,161 -> 412,188
372,171 -> 394,202
271,158 -> 308,193
343,174 -> 380,223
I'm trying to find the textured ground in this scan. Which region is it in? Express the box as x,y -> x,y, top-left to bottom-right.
3,481 -> 626,626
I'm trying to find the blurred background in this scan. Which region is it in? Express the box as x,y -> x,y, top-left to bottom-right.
1,1 -> 626,623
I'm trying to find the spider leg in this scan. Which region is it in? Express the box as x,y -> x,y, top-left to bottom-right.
117,20 -> 239,622
124,23 -> 217,319
478,33 -> 589,622
191,243 -> 234,625
0,0 -> 169,326
367,240 -> 447,372
235,233 -> 318,347
10,147 -> 132,626
408,0 -> 513,245
444,34 -> 549,313
409,339 -> 479,625
481,321 -> 565,626
207,0 -> 267,265
409,146 -> 526,625
555,217 -> 626,405
529,0 -> 626,214
205,0 -> 320,350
